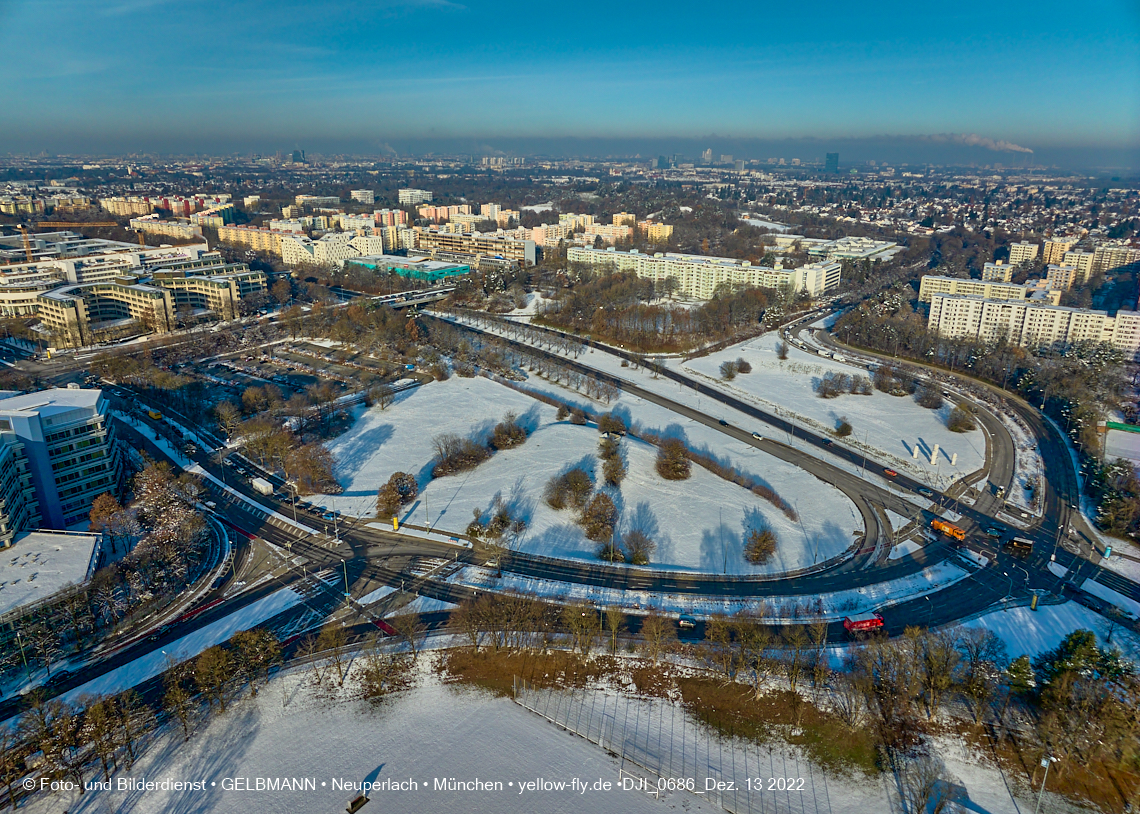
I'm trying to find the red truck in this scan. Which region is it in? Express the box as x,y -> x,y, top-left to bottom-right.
843,611 -> 885,636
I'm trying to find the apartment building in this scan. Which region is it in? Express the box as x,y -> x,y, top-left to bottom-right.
928,293 -> 1140,360
640,221 -> 674,243
1046,265 -> 1079,291
1093,243 -> 1140,275
0,388 -> 123,529
149,265 -> 267,321
128,214 -> 203,241
374,208 -> 409,227
918,275 -> 1062,305
584,223 -> 633,244
981,261 -> 1012,282
398,188 -> 432,205
559,213 -> 595,229
530,223 -> 575,247
1043,236 -> 1081,265
350,190 -> 375,204
337,214 -> 376,232
414,229 -> 536,266
294,195 -> 340,208
612,212 -> 636,226
1008,242 -> 1039,265
1062,250 -> 1095,284
281,233 -> 359,268
217,224 -> 289,254
566,247 -> 841,299
189,202 -> 235,227
417,205 -> 470,223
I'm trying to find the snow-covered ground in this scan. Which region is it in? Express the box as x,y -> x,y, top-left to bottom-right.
681,331 -> 986,487
58,586 -> 303,704
991,407 -> 1045,515
742,216 -> 790,232
0,530 -> 101,615
450,559 -> 968,621
22,658 -> 1065,814
961,601 -> 1140,661
315,376 -> 862,575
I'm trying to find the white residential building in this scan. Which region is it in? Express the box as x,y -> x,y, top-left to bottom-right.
1008,242 -> 1039,265
918,275 -> 1062,305
350,189 -> 375,204
398,188 -> 433,205
928,294 -> 1140,360
566,247 -> 841,299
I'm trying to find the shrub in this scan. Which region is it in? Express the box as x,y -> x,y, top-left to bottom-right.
556,403 -> 570,420
599,436 -> 620,460
603,455 -> 626,487
490,412 -> 528,450
744,527 -> 778,564
915,387 -> 943,410
597,541 -> 625,562
598,413 -> 626,435
720,360 -> 738,380
431,433 -> 491,477
834,417 -> 853,437
948,405 -> 977,433
735,357 -> 752,374
570,408 -> 589,425
656,438 -> 691,480
776,342 -> 789,360
624,529 -> 656,565
849,375 -> 872,395
429,362 -> 450,381
581,492 -> 618,542
545,467 -> 593,510
377,471 -> 418,517
815,371 -> 850,399
466,509 -> 485,540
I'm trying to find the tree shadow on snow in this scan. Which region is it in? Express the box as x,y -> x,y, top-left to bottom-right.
333,423 -> 395,481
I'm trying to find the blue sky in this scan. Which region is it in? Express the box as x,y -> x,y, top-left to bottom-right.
2,0 -> 1138,162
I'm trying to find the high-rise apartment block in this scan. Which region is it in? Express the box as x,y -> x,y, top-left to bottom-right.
1043,237 -> 1080,265
1061,250 -> 1095,284
981,261 -> 1012,282
612,213 -> 636,226
918,275 -> 1061,305
374,209 -> 408,227
1008,242 -> 1039,265
350,189 -> 375,204
398,188 -> 433,205
1093,243 -> 1140,275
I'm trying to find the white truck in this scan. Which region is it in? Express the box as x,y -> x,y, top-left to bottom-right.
251,477 -> 274,496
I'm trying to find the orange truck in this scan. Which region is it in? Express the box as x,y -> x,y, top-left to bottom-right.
931,518 -> 966,542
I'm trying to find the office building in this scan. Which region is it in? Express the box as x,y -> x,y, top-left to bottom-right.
398,188 -> 433,205
350,190 -> 375,205
0,388 -> 124,529
566,247 -> 842,299
981,261 -> 1012,282
1008,242 -> 1039,265
825,153 -> 839,173
413,229 -> 536,266
806,236 -> 900,262
281,205 -> 301,219
1043,237 -> 1081,265
345,256 -> 470,283
149,264 -> 268,321
928,294 -> 1140,361
918,275 -> 1061,305
0,433 -> 40,547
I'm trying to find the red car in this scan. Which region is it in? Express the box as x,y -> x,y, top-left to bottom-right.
883,468 -> 898,477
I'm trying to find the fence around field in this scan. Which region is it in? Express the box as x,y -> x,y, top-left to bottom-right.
512,677 -> 835,814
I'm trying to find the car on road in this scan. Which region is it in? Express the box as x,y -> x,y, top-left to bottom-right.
917,487 -> 934,498
678,614 -> 697,630
751,432 -> 763,440
984,526 -> 1004,538
45,669 -> 72,686
883,468 -> 898,477
718,419 -> 728,426
822,438 -> 833,446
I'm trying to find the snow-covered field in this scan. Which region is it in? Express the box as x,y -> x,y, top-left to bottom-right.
0,530 -> 100,615
22,660 -> 1064,814
682,331 -> 986,487
315,376 -> 861,575
961,601 -> 1140,661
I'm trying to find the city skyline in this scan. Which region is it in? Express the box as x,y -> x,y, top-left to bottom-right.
2,0 -> 1138,167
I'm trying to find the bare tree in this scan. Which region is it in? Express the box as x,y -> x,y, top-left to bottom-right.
639,611 -> 676,666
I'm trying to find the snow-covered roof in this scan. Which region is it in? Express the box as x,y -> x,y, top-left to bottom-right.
0,387 -> 102,418
0,530 -> 101,616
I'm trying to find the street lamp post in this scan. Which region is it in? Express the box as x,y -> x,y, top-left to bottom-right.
1034,756 -> 1058,814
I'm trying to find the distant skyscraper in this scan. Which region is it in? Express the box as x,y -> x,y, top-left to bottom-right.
701,148 -> 713,164
656,156 -> 669,169
825,153 -> 839,173
291,149 -> 306,164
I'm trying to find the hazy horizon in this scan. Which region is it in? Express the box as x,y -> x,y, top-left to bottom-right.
3,0 -> 1138,170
